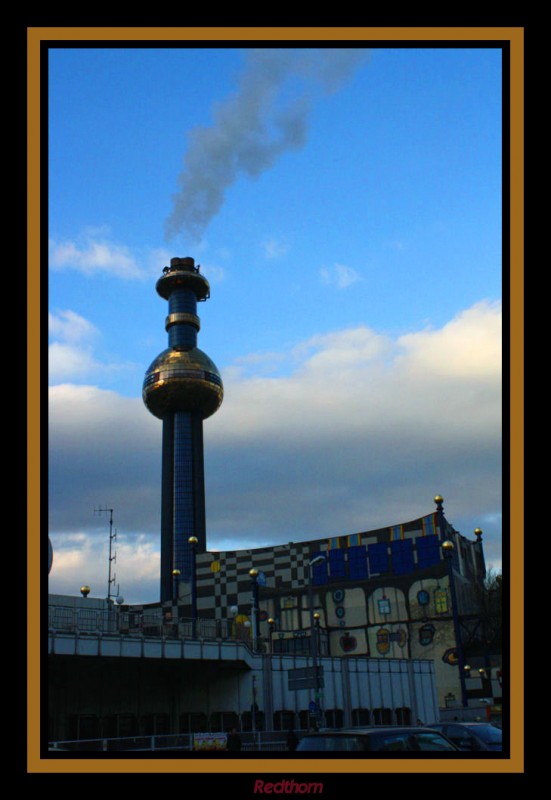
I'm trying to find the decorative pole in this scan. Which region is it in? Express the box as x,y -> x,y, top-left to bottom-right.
436,495 -> 468,708
249,568 -> 260,652
189,536 -> 198,638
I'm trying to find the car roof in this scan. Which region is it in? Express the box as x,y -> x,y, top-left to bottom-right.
435,721 -> 494,727
305,726 -> 441,735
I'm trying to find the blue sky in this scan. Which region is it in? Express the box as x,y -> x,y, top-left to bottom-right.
47,45 -> 503,604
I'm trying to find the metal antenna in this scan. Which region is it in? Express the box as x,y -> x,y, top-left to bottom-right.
94,506 -> 116,602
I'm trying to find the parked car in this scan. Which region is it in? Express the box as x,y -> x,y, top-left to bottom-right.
296,726 -> 460,752
428,722 -> 502,751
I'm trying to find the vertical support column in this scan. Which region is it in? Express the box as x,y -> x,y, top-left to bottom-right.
341,657 -> 352,728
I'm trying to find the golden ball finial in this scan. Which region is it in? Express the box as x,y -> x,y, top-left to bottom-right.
313,612 -> 321,620
249,568 -> 259,578
268,618 -> 275,625
474,528 -> 483,539
172,568 -> 181,577
80,585 -> 90,597
188,536 -> 198,545
434,495 -> 444,505
442,539 -> 454,552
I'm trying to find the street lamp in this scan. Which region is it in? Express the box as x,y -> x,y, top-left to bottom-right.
307,555 -> 326,728
441,534 -> 469,708
189,536 -> 198,638
244,619 -> 252,646
268,618 -> 276,654
252,674 -> 258,733
249,568 -> 260,652
172,568 -> 180,602
229,604 -> 239,639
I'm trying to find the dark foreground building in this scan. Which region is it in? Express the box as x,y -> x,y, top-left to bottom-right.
48,503 -> 502,745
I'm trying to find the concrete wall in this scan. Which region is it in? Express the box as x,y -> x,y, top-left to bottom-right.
48,631 -> 439,741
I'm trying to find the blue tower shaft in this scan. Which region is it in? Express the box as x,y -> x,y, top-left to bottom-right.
160,412 -> 205,596
143,256 -> 223,603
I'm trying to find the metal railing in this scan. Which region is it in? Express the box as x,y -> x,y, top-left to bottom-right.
48,606 -> 253,644
49,731 -> 290,753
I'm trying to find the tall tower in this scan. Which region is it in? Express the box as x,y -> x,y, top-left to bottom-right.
143,257 -> 223,602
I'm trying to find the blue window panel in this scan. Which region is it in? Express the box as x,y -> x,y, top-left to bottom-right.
391,539 -> 415,575
368,542 -> 389,575
416,534 -> 441,568
328,548 -> 346,580
311,552 -> 329,585
347,545 -> 368,580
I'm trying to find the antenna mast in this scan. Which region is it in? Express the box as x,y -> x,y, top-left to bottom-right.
94,506 -> 117,602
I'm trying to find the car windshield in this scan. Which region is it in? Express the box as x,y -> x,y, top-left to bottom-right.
297,735 -> 365,751
472,725 -> 502,744
411,732 -> 458,751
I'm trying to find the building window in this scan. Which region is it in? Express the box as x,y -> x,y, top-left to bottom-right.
241,710 -> 265,732
434,588 -> 449,614
417,589 -> 430,606
325,709 -> 344,729
352,708 -> 370,726
298,710 -> 311,730
273,635 -> 311,656
368,542 -> 389,575
328,548 -> 346,580
378,597 -> 391,615
67,714 -> 100,741
416,534 -> 441,568
140,713 -> 170,736
372,708 -> 393,725
390,539 -> 415,575
209,711 -> 240,733
395,707 -> 412,725
273,710 -> 296,731
180,712 -> 208,734
347,545 -> 368,580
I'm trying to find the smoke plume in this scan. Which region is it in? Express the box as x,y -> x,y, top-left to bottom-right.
165,48 -> 370,242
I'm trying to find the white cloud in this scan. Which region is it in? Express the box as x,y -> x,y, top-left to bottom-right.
49,235 -> 144,279
49,531 -> 160,605
48,310 -> 102,382
320,263 -> 362,289
261,237 -> 289,259
48,342 -> 101,382
201,263 -> 226,283
397,300 -> 502,378
47,300 -> 503,604
49,309 -> 99,343
48,307 -> 139,385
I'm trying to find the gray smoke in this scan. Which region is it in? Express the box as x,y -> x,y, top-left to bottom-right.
165,48 -> 370,242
